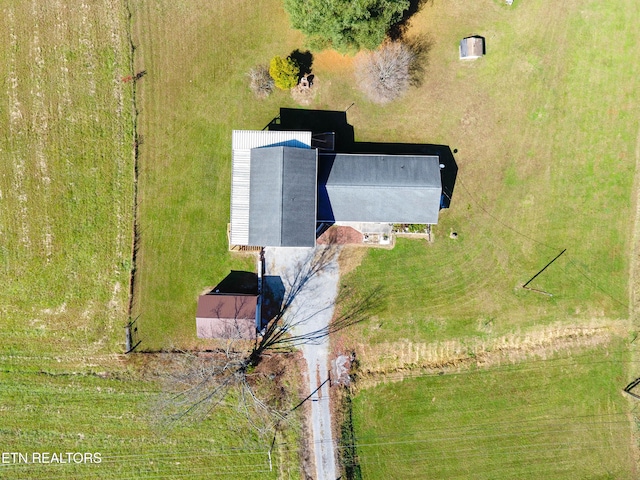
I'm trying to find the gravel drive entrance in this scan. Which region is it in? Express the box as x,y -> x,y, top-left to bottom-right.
264,246 -> 339,480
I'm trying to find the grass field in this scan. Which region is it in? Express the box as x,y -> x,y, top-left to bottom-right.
129,0 -> 640,353
0,359 -> 298,479
311,0 -> 640,477
7,0 -> 636,477
0,0 -> 133,356
0,1 -> 302,478
127,0 -> 640,476
349,343 -> 635,479
327,0 -> 640,356
131,0 -> 312,350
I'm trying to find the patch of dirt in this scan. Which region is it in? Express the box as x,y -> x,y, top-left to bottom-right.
291,80 -> 317,106
318,226 -> 363,245
314,50 -> 354,72
337,246 -> 367,276
329,382 -> 350,479
250,352 -> 305,411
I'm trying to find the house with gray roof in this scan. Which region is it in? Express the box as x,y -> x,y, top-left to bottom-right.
229,120 -> 445,249
248,146 -> 317,247
317,153 -> 441,225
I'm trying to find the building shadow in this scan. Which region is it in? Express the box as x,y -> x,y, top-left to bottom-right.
267,108 -> 355,153
267,107 -> 458,211
209,270 -> 258,295
351,141 -> 458,209
317,154 -> 336,223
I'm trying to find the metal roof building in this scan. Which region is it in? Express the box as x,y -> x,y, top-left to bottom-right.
230,130 -> 312,246
248,146 -> 317,247
229,128 -> 443,248
317,153 -> 442,224
459,36 -> 485,60
196,293 -> 258,339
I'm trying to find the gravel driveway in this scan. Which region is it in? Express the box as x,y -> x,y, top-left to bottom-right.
264,246 -> 339,480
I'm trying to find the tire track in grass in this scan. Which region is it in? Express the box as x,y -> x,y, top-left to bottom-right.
6,7 -> 30,251
79,1 -> 97,100
30,0 -> 53,263
52,0 -> 73,120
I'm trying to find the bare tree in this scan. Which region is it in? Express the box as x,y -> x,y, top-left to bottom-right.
247,64 -> 275,99
156,347 -> 287,437
356,41 -> 415,104
251,247 -> 382,362
157,246 -> 383,429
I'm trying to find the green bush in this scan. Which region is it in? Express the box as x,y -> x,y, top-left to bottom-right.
269,56 -> 300,90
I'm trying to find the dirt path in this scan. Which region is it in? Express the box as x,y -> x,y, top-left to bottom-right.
264,247 -> 339,480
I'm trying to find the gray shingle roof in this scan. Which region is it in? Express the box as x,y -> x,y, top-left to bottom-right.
248,146 -> 317,247
317,153 -> 442,224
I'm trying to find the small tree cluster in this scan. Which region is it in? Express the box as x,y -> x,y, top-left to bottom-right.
356,41 -> 414,104
284,0 -> 410,53
269,56 -> 300,90
247,64 -> 274,99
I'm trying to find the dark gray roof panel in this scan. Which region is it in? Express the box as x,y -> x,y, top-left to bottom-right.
317,154 -> 442,224
248,147 -> 317,247
319,154 -> 441,188
318,186 -> 441,224
280,148 -> 318,246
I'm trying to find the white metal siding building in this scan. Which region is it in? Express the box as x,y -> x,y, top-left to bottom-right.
230,130 -> 312,245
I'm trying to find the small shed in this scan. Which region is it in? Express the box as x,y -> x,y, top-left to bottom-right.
196,293 -> 258,339
459,36 -> 485,60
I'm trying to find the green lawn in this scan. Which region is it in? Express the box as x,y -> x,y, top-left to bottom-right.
13,0 -> 635,477
131,0 -> 312,350
327,0 -> 640,477
0,364 -> 289,480
130,0 -> 640,352
335,0 -> 640,349
349,343 -> 635,479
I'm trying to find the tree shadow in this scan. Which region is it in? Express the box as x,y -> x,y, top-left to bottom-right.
389,0 -> 434,41
406,33 -> 435,87
289,49 -> 313,77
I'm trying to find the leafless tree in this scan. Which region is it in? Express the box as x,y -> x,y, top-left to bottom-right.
157,246 -> 383,430
247,64 -> 275,99
249,247 -> 382,364
356,41 -> 415,104
156,348 -> 284,436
